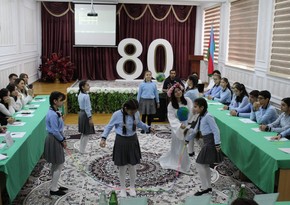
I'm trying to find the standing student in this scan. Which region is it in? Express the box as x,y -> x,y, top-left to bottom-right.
159,83 -> 193,174
186,98 -> 221,196
100,99 -> 153,198
78,80 -> 95,154
137,70 -> 160,133
184,75 -> 199,156
43,91 -> 68,196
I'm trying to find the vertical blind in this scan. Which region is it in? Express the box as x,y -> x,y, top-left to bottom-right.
228,0 -> 259,68
203,5 -> 220,63
270,0 -> 290,75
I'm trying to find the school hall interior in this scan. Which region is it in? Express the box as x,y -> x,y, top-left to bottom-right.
0,0 -> 290,204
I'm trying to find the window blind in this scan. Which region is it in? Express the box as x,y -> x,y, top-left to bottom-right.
270,0 -> 290,75
203,5 -> 220,63
228,0 -> 259,69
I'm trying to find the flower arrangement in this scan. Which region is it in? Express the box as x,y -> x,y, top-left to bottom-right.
39,52 -> 75,83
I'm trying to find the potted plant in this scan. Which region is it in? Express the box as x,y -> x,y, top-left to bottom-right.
39,52 -> 75,83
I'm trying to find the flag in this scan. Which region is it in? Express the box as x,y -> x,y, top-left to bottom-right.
207,25 -> 215,76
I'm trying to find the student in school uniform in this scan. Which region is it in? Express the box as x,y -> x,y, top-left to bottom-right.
271,127 -> 290,140
14,78 -> 33,105
137,70 -> 160,133
43,91 -> 68,196
0,88 -> 15,126
203,74 -> 222,97
7,84 -> 24,112
208,77 -> 232,105
100,99 -> 153,198
230,90 -> 259,118
78,80 -> 95,154
184,75 -> 199,156
250,90 -> 278,124
259,97 -> 290,133
224,83 -> 249,111
185,97 -> 221,196
204,70 -> 221,92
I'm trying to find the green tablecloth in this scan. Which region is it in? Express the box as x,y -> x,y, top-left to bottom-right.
0,95 -> 49,202
207,102 -> 290,193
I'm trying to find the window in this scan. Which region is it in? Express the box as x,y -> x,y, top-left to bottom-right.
203,5 -> 220,63
227,0 -> 259,69
270,0 -> 290,75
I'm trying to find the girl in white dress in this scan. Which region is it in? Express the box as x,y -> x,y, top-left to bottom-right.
159,83 -> 193,174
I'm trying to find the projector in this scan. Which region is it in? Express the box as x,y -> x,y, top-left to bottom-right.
87,12 -> 98,17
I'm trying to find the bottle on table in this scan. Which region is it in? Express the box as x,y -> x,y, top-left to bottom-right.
99,190 -> 108,205
109,190 -> 118,205
227,184 -> 236,205
237,184 -> 246,198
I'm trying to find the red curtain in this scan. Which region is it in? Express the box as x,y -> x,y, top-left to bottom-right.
41,3 -> 196,80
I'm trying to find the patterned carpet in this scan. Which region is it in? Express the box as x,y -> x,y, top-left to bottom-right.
11,124 -> 263,205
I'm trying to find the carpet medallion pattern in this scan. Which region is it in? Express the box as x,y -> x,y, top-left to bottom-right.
11,124 -> 262,205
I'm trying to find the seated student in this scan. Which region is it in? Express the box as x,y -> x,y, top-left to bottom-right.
0,88 -> 15,125
250,90 -> 278,124
15,78 -> 33,105
230,90 -> 259,118
192,72 -> 202,84
7,84 -> 24,111
184,75 -> 200,103
208,77 -> 232,105
203,74 -> 222,97
204,70 -> 221,92
259,97 -> 290,133
19,73 -> 33,90
224,83 -> 248,111
6,73 -> 18,88
271,127 -> 290,140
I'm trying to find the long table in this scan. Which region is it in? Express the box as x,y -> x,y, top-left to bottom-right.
207,101 -> 290,201
0,95 -> 49,203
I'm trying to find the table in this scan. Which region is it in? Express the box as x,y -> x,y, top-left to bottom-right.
0,95 -> 49,203
207,101 -> 290,201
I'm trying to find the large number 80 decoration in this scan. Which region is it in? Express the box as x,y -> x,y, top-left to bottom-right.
116,38 -> 174,80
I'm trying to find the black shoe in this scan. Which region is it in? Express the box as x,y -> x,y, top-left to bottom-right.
189,152 -> 195,157
146,130 -> 151,134
50,190 -> 66,196
141,130 -> 145,134
58,186 -> 68,191
194,188 -> 212,196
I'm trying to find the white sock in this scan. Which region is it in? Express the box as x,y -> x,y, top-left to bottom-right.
118,165 -> 127,191
196,163 -> 211,190
50,163 -> 64,191
79,134 -> 89,153
187,139 -> 195,154
128,165 -> 136,189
